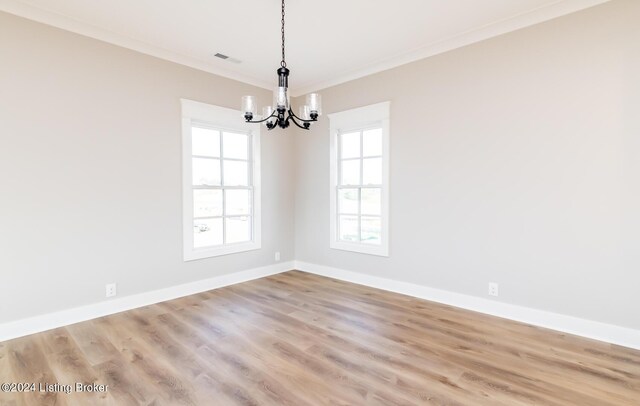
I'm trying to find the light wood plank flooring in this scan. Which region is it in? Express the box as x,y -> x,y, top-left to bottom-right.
1,271 -> 639,405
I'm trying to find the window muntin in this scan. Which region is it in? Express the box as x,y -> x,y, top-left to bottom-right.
182,99 -> 261,261
337,127 -> 383,245
329,102 -> 389,257
191,126 -> 253,248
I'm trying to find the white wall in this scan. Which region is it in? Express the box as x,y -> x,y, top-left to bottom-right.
294,0 -> 640,330
0,12 -> 295,323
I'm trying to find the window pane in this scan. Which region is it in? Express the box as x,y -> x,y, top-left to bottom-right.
363,128 -> 382,157
362,157 -> 382,185
340,132 -> 360,159
226,216 -> 251,243
223,160 -> 249,186
223,132 -> 248,160
361,216 -> 381,245
225,189 -> 251,215
194,218 -> 223,248
339,215 -> 359,242
340,159 -> 360,185
192,127 -> 220,157
361,188 -> 381,215
194,190 -> 222,218
338,189 -> 359,214
192,158 -> 221,186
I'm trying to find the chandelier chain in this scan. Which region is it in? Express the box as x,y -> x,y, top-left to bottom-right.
281,0 -> 286,68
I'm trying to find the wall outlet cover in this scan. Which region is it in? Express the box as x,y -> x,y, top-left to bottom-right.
106,283 -> 117,298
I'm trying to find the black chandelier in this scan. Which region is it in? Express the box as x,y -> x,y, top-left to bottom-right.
241,0 -> 322,130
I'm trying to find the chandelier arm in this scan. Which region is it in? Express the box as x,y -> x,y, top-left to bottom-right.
288,113 -> 311,130
245,110 -> 278,124
288,108 -> 318,123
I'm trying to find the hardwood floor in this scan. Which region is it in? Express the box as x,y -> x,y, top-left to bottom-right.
1,271 -> 639,405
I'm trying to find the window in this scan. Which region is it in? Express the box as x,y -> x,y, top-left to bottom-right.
329,102 -> 389,256
182,99 -> 261,261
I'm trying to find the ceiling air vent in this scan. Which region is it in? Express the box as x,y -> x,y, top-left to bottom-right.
214,52 -> 242,64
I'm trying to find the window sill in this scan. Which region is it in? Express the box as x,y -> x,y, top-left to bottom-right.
330,241 -> 389,257
184,241 -> 261,261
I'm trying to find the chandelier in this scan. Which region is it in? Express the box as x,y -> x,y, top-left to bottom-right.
241,0 -> 322,130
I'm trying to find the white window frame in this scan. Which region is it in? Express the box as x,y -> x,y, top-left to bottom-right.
181,99 -> 261,261
329,102 -> 390,257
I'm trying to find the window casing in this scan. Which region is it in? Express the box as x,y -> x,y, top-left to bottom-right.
182,99 -> 261,261
329,102 -> 390,256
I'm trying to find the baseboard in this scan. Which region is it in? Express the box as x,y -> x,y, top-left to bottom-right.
295,261 -> 640,350
4,259 -> 639,350
0,261 -> 293,342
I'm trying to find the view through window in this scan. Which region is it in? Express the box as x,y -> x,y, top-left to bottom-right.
337,128 -> 383,245
191,126 -> 253,247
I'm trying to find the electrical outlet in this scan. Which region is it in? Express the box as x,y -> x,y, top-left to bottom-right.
488,282 -> 499,297
275,251 -> 281,262
106,283 -> 117,298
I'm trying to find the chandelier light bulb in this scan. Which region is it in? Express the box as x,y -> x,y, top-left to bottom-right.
263,106 -> 274,124
306,93 -> 322,116
241,95 -> 256,119
274,86 -> 289,110
299,105 -> 311,121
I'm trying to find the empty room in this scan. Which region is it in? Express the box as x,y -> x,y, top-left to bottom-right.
1,0 -> 639,404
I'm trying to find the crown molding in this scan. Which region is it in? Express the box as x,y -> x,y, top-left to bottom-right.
0,0 -> 273,91
291,0 -> 611,96
1,0 -> 610,97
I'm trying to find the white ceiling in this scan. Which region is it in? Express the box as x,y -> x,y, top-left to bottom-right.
1,0 -> 608,96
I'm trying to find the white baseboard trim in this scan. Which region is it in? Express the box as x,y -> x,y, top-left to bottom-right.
4,259 -> 639,350
295,261 -> 640,350
0,261 -> 293,342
